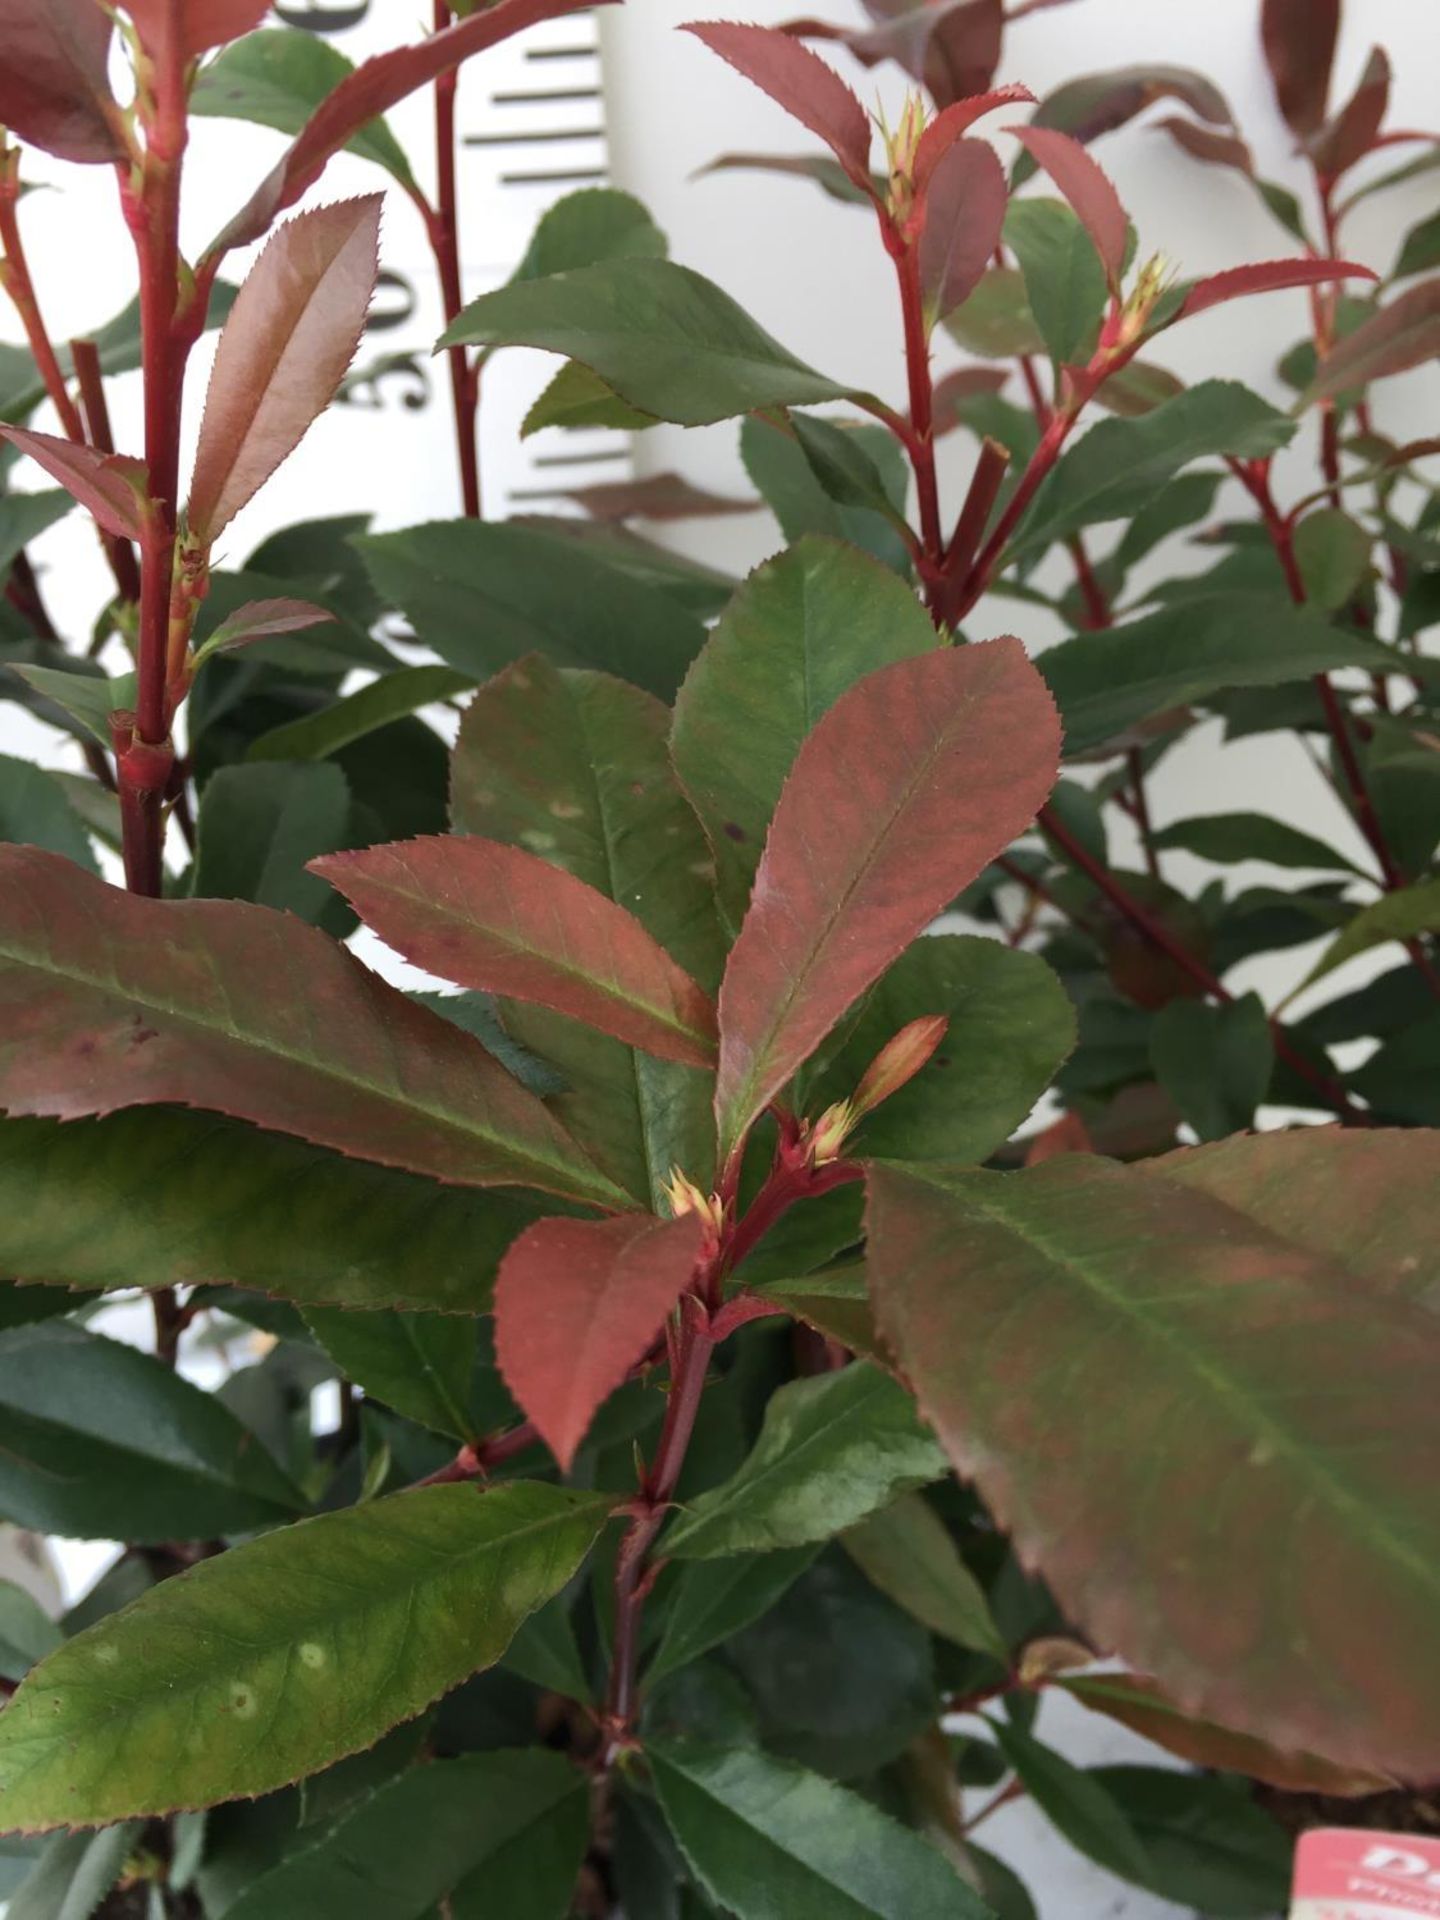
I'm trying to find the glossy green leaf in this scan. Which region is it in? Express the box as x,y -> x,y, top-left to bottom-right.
867,1155 -> 1440,1778
0,1110 -> 540,1312
191,28 -> 416,186
1152,810 -> 1364,874
440,257 -> 855,426
804,935 -> 1074,1163
500,1594 -> 592,1702
648,1741 -> 985,1919
221,1749 -> 587,1920
304,1307 -> 476,1440
1090,1766 -> 1290,1918
664,1364 -> 946,1560
6,1822 -> 140,1920
358,520 -> 703,702
1004,197 -> 1108,367
1293,507 -> 1371,610
522,359 -> 659,437
0,846 -> 622,1208
191,761 -> 352,924
672,538 -> 938,930
0,1481 -> 612,1828
0,757 -> 97,873
0,1322 -> 304,1542
788,414 -> 905,522
9,665 -> 133,749
1296,875 -> 1440,991
739,416 -> 912,576
1012,382 -> 1294,556
511,186 -> 667,281
0,1584 -> 61,1684
648,1548 -> 820,1685
990,1720 -> 1153,1885
247,666 -> 475,763
841,1494 -> 1005,1658
1041,591 -> 1397,755
1149,992 -> 1273,1140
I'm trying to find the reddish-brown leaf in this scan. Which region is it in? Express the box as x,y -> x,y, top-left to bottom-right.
495,1211 -> 705,1469
124,0 -> 269,57
683,20 -> 874,196
1174,256 -> 1377,324
867,1154 -> 1440,1780
0,845 -> 622,1209
1021,66 -> 1231,158
932,365 -> 1009,436
0,0 -> 124,164
195,597 -> 335,658
713,641 -> 1059,1165
563,472 -> 756,523
847,0 -> 1004,110
1060,1674 -> 1393,1797
1008,125 -> 1129,292
1158,116 -> 1254,176
919,138 -> 1007,326
210,0 -> 595,256
0,427 -> 148,542
188,196 -> 381,543
312,835 -> 719,1071
1302,278 -> 1440,403
1261,0 -> 1339,137
1309,46 -> 1390,182
912,84 -> 1035,192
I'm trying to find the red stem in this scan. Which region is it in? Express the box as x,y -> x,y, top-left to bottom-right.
885,227 -> 944,605
71,337 -> 144,606
417,1419 -> 540,1485
429,1 -> 481,518
944,436 -> 1011,583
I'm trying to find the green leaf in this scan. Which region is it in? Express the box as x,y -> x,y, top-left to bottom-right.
648,1741 -> 986,1919
1395,207 -> 1440,281
0,756 -> 98,872
0,1322 -> 305,1542
648,1548 -> 820,1685
9,665 -> 134,748
867,1155 -> 1440,1778
247,666 -> 475,763
671,537 -> 938,930
221,1749 -> 587,1920
0,491 -> 73,577
1040,591 -> 1398,755
0,1583 -> 61,1683
0,1110 -> 542,1312
1012,382 -> 1294,556
788,413 -> 905,522
1114,471 -> 1221,569
753,1265 -> 885,1364
191,761 -> 352,925
191,28 -> 416,186
804,936 -> 1074,1164
511,186 -> 667,281
990,1720 -> 1153,1885
1090,1766 -> 1290,1918
943,267 -> 1045,360
739,416 -> 912,577
500,1593 -> 592,1702
0,1282 -> 71,1332
1293,507 -> 1371,610
358,520 -> 704,702
440,257 -> 855,426
6,1821 -> 141,1920
1296,874 -> 1440,991
841,1494 -> 1006,1659
303,1308 -> 477,1441
1149,992 -> 1273,1140
664,1365 -> 945,1560
1004,198 -> 1108,368
0,1481 -> 612,1829
1152,810 -> 1364,873
522,359 -> 659,437
451,654 -> 720,1207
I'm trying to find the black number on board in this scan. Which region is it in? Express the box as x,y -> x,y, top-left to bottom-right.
272,2 -> 371,32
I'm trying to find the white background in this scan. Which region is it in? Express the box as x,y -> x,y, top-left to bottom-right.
3,2 -> 1439,1913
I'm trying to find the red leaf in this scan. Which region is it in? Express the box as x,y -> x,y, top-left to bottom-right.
124,0 -> 269,57
196,597 -> 335,658
563,472 -> 756,523
210,0 -> 595,256
1309,46 -> 1391,184
1022,66 -> 1231,155
312,835 -> 719,1071
188,196 -> 381,542
1261,0 -> 1339,137
1175,256 -> 1377,324
495,1211 -> 705,1469
932,365 -> 1008,437
1007,125 -> 1129,293
1157,115 -> 1254,176
713,641 -> 1059,1165
0,427 -> 148,541
849,0 -> 1004,111
912,83 -> 1035,190
0,0 -> 125,164
1304,279 -> 1440,403
0,845 -> 623,1208
919,138 -> 1007,326
683,20 -> 874,196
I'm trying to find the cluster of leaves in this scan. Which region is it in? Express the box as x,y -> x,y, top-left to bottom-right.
0,0 -> 1438,1916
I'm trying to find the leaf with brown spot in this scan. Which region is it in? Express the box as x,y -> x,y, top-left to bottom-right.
867,1153 -> 1440,1780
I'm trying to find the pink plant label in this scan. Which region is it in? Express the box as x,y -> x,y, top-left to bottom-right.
1292,1830 -> 1440,1918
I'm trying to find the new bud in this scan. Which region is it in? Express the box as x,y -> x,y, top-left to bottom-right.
660,1167 -> 725,1239
851,1014 -> 949,1121
879,91 -> 928,225
809,1100 -> 855,1167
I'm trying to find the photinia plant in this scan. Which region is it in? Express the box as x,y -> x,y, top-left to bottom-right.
0,0 -> 1437,1914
